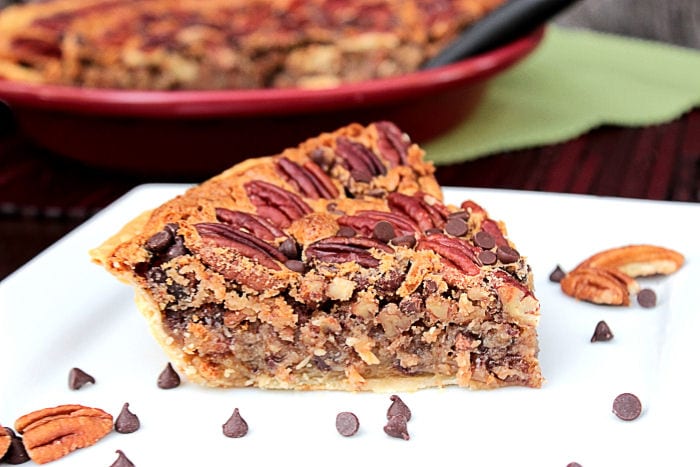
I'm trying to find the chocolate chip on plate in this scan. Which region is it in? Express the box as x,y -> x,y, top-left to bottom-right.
115,403 -> 140,434
591,320 -> 614,342
474,231 -> 495,250
478,250 -> 497,266
637,289 -> 657,308
373,221 -> 396,243
157,363 -> 181,389
549,265 -> 566,283
2,427 -> 30,464
612,393 -> 642,421
222,408 -> 248,438
109,450 -> 135,467
445,217 -> 468,237
384,415 -> 410,440
387,395 -> 412,421
68,368 -> 95,390
335,412 -> 360,437
496,245 -> 520,264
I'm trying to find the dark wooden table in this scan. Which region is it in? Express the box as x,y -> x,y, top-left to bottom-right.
1,107 -> 698,281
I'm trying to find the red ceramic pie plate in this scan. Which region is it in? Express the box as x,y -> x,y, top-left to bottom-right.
0,28 -> 544,177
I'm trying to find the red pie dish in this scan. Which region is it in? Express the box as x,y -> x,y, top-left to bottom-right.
0,28 -> 544,176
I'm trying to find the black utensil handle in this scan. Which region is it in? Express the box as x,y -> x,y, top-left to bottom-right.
422,0 -> 581,69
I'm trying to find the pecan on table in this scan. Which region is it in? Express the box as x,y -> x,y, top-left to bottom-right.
14,404 -> 113,465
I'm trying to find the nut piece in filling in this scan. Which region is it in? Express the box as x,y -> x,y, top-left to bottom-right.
91,121 -> 543,392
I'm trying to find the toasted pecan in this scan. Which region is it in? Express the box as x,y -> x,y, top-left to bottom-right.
577,244 -> 684,278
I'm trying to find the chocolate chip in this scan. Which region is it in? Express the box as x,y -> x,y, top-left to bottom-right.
222,408 -> 248,438
474,231 -> 495,249
390,234 -> 417,249
335,412 -> 359,437
445,217 -> 468,237
387,395 -> 412,421
478,250 -> 497,265
637,289 -> 657,308
566,463 -> 583,467
496,245 -> 520,264
337,225 -> 356,238
145,229 -> 173,253
157,362 -> 181,389
612,393 -> 642,421
549,265 -> 566,282
285,259 -> 306,273
279,238 -> 299,259
591,320 -> 614,342
109,450 -> 135,467
68,367 -> 95,390
2,428 -> 29,464
424,228 -> 443,236
163,236 -> 187,261
383,415 -> 410,440
115,403 -> 140,434
373,221 -> 396,243
447,210 -> 469,221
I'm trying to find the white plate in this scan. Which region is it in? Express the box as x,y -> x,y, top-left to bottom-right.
1,185 -> 698,467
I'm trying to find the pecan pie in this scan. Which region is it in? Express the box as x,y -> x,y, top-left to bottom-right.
0,0 -> 505,89
91,121 -> 543,391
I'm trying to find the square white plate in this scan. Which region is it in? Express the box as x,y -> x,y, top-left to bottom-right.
1,185 -> 698,467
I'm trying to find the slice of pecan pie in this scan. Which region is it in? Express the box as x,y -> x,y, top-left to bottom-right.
91,121 -> 543,391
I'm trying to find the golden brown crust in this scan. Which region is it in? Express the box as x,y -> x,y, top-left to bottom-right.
0,0 -> 505,89
92,121 -> 543,391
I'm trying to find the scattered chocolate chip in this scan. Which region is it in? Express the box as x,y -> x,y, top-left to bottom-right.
424,228 -> 443,236
2,428 -> 29,464
496,245 -> 520,264
387,395 -> 412,421
144,229 -> 173,253
612,393 -> 642,421
335,412 -> 360,437
591,320 -> 614,342
373,221 -> 396,243
115,403 -> 140,434
278,238 -> 299,259
390,234 -> 417,249
478,250 -> 497,265
109,450 -> 135,467
447,210 -> 469,220
549,265 -> 566,282
637,289 -> 657,308
445,217 -> 468,237
284,259 -> 306,273
337,226 -> 356,238
222,408 -> 248,438
157,363 -> 181,389
383,415 -> 410,440
474,231 -> 495,249
68,367 -> 95,390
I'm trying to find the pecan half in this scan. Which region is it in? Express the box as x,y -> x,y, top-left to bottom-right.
245,180 -> 312,228
375,121 -> 410,167
388,192 -> 447,231
305,236 -> 393,268
417,234 -> 480,275
337,210 -> 420,238
196,222 -> 286,270
275,157 -> 339,199
14,404 -> 113,464
335,136 -> 387,182
576,244 -> 685,278
215,208 -> 286,241
560,267 -> 639,306
0,426 -> 10,459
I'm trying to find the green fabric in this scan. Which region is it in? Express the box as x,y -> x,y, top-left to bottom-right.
424,25 -> 700,165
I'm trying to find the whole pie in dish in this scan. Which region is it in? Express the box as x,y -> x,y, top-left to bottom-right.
0,0 -> 505,89
91,121 -> 543,391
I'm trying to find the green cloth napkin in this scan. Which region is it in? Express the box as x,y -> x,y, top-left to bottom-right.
424,25 -> 700,165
